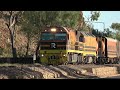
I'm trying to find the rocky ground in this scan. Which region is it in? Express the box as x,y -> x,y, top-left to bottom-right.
0,64 -> 99,79
0,63 -> 120,79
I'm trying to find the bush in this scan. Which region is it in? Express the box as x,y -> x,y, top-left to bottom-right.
0,47 -> 3,55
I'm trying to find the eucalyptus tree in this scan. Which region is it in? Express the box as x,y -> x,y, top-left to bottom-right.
0,11 -> 24,57
20,11 -> 82,56
111,23 -> 120,40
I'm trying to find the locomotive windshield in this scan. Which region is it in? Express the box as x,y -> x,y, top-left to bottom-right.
41,33 -> 67,40
55,33 -> 66,40
41,33 -> 54,40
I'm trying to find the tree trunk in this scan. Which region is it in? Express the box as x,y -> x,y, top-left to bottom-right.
35,41 -> 40,57
35,31 -> 41,57
26,33 -> 30,57
9,28 -> 17,58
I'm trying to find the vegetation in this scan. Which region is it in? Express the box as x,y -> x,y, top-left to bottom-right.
82,11 -> 100,33
1,11 -> 120,57
92,28 -> 114,38
0,11 -> 24,57
110,23 -> 120,40
0,11 -> 84,57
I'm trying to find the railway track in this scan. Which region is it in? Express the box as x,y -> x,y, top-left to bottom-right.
57,65 -> 99,79
31,64 -> 99,79
0,63 -> 120,79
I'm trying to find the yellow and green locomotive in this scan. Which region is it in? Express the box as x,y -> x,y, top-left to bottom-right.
39,26 -> 97,65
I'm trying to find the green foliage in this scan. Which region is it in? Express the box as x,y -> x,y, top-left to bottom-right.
82,24 -> 92,32
18,11 -> 82,57
0,47 -> 3,55
92,28 -> 116,39
103,28 -> 113,38
92,29 -> 102,36
0,11 -> 84,57
111,23 -> 120,31
90,11 -> 100,21
83,11 -> 100,32
56,11 -> 80,29
25,11 -> 80,29
110,23 -> 120,40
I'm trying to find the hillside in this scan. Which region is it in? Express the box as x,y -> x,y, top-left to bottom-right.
0,19 -> 37,57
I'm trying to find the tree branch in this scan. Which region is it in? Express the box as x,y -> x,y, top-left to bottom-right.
10,16 -> 16,27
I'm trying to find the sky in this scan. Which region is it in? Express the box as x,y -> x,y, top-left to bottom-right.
83,11 -> 120,32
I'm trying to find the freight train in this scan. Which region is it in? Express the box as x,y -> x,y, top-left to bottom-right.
39,26 -> 120,65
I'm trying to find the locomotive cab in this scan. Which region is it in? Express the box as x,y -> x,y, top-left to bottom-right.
40,26 -> 69,65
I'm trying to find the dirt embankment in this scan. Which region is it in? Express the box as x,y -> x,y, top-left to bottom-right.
1,63 -> 120,79
0,64 -> 99,79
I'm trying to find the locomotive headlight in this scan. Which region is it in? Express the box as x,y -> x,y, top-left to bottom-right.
63,54 -> 66,57
41,54 -> 44,57
51,28 -> 56,32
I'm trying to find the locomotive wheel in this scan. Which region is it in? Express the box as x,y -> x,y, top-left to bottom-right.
80,55 -> 83,64
104,58 -> 108,64
88,56 -> 94,64
77,55 -> 83,64
93,57 -> 97,64
95,57 -> 98,64
113,58 -> 116,64
109,59 -> 113,64
118,59 -> 120,64
83,57 -> 87,64
114,58 -> 117,64
76,55 -> 80,64
67,54 -> 72,64
117,58 -> 120,64
107,58 -> 110,64
63,61 -> 68,65
102,58 -> 105,64
116,59 -> 119,64
101,58 -> 104,64
111,59 -> 114,64
99,58 -> 103,64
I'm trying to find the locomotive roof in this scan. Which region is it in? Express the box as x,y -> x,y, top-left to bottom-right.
43,26 -> 96,37
80,31 -> 95,37
105,37 -> 117,42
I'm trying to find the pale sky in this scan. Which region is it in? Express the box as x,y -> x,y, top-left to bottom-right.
83,11 -> 120,31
